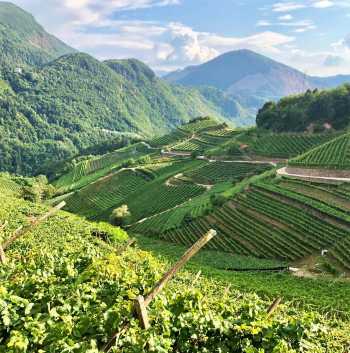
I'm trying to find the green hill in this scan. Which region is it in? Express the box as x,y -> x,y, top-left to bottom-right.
0,4 -> 250,176
0,1 -> 74,67
0,53 -> 231,175
256,84 -> 350,132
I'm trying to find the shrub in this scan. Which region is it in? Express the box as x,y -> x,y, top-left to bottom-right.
110,205 -> 131,226
210,194 -> 227,207
90,222 -> 128,244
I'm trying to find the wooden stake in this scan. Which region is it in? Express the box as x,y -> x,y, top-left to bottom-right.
267,297 -> 282,317
2,201 -> 66,251
0,221 -> 8,264
144,229 -> 216,307
223,284 -> 231,297
134,295 -> 150,330
0,244 -> 6,264
102,322 -> 130,353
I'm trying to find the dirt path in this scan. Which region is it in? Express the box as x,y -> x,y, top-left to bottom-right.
277,167 -> 350,183
165,173 -> 213,190
207,158 -> 277,166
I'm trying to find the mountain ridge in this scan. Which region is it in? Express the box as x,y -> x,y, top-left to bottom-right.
165,49 -> 350,111
0,1 -> 75,67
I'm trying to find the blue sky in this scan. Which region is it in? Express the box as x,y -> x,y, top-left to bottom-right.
11,0 -> 350,76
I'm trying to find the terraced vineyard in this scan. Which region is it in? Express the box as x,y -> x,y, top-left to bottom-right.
130,182 -> 231,234
148,129 -> 189,147
2,190 -> 350,351
204,128 -> 240,138
149,177 -> 350,268
0,174 -> 21,197
252,133 -> 339,158
127,180 -> 205,222
64,169 -> 150,219
170,138 -> 213,152
289,132 -> 350,169
54,143 -> 150,192
178,116 -> 221,133
185,161 -> 272,184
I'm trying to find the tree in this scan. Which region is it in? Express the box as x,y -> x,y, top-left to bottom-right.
110,205 -> 131,226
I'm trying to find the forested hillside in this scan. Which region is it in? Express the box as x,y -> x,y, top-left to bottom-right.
0,3 -> 256,176
0,2 -> 74,67
0,53 -> 232,175
256,84 -> 350,132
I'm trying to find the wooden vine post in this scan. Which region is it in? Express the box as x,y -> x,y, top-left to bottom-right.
0,221 -> 8,264
267,297 -> 282,317
0,201 -> 66,264
134,229 -> 216,329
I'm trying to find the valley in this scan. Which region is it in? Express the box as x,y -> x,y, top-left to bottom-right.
2,115 -> 350,351
1,1 -> 350,352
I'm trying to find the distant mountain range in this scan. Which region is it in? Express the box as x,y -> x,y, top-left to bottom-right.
165,49 -> 350,112
0,2 -> 248,175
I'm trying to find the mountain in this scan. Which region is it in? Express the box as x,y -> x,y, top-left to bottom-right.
165,49 -> 350,112
0,2 -> 75,67
0,3 -> 252,176
0,54 -> 232,175
105,59 -> 250,125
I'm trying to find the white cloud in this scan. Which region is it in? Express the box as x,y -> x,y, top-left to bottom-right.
9,0 -> 350,76
311,0 -> 334,8
272,2 -> 306,12
323,55 -> 344,66
257,20 -> 272,26
278,14 -> 293,20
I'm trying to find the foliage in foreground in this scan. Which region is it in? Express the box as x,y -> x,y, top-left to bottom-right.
0,195 -> 349,352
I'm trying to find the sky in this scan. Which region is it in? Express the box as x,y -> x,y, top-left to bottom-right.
10,0 -> 350,76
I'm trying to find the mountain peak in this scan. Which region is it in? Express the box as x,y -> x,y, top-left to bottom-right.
0,1 -> 75,67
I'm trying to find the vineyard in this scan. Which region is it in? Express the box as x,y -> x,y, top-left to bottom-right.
54,143 -> 150,192
185,161 -> 272,184
126,179 -> 205,222
178,116 -> 221,133
252,133 -> 339,158
145,176 -> 350,270
64,169 -> 150,219
289,132 -> 350,169
170,139 -> 208,152
148,129 -> 189,147
1,187 -> 350,352
0,174 -> 21,197
130,182 -> 231,234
